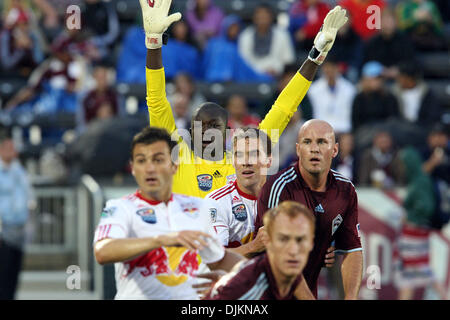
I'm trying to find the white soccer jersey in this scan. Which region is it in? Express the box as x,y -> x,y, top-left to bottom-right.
93,191 -> 225,300
205,181 -> 257,248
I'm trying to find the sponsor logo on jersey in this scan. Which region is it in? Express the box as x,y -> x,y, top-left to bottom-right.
232,195 -> 241,205
332,214 -> 343,235
101,206 -> 116,218
125,247 -> 201,286
197,174 -> 213,191
209,208 -> 217,223
136,208 -> 157,224
182,205 -> 199,218
232,204 -> 248,222
213,170 -> 222,178
314,204 -> 325,213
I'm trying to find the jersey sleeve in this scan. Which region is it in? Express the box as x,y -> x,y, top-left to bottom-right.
198,198 -> 226,264
334,187 -> 363,254
206,197 -> 230,246
258,72 -> 311,145
93,199 -> 129,243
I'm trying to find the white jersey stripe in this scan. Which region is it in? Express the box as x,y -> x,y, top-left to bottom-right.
268,167 -> 296,209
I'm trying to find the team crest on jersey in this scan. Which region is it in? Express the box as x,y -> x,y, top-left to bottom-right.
197,174 -> 213,191
136,208 -> 157,224
232,204 -> 247,222
209,208 -> 217,223
332,214 -> 343,235
183,204 -> 199,218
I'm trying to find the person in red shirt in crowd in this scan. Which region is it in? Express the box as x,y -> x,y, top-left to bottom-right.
289,0 -> 331,50
226,94 -> 261,130
339,0 -> 386,40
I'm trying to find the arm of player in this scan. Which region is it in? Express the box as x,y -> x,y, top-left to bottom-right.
229,226 -> 268,258
258,6 -> 348,145
140,0 -> 181,134
94,230 -> 211,265
294,274 -> 316,300
207,249 -> 246,273
341,250 -> 363,300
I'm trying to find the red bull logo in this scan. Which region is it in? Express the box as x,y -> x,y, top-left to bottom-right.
125,247 -> 201,286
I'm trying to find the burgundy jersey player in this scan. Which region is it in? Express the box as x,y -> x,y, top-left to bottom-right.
254,119 -> 363,299
204,201 -> 315,300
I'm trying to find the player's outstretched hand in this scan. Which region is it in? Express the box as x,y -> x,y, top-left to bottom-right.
193,270 -> 227,296
159,230 -> 211,250
138,0 -> 182,49
308,5 -> 348,65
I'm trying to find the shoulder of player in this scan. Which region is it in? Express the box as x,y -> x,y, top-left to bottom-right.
263,165 -> 298,198
206,182 -> 236,201
330,170 -> 356,191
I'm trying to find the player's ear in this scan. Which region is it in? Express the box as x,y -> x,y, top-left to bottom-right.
296,142 -> 301,157
332,142 -> 339,158
130,160 -> 136,177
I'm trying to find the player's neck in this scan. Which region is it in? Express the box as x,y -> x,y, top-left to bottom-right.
138,189 -> 172,204
299,166 -> 328,192
236,178 -> 264,198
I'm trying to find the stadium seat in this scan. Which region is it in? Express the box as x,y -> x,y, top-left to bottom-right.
420,52 -> 450,79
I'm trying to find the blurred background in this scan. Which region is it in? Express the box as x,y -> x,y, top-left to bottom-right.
0,0 -> 449,300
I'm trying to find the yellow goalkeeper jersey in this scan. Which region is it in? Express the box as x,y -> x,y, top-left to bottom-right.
146,68 -> 311,198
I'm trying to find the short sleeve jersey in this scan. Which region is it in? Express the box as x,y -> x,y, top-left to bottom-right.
255,164 -> 362,296
204,253 -> 302,300
93,192 -> 225,300
205,180 -> 258,247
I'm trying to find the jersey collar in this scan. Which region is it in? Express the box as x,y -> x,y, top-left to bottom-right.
135,190 -> 173,205
235,181 -> 258,200
294,162 -> 335,191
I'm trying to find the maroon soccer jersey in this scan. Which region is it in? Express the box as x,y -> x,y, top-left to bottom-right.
203,253 -> 302,300
254,163 -> 362,297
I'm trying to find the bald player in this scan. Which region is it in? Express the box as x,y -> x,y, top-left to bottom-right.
139,0 -> 349,198
254,119 -> 363,299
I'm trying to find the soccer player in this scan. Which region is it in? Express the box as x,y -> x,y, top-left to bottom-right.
254,119 -> 363,299
204,201 -> 315,300
139,0 -> 348,198
93,126 -> 244,299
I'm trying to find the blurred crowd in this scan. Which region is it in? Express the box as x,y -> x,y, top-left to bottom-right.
0,0 -> 448,198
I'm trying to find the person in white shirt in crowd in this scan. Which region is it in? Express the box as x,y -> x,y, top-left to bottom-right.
307,54 -> 356,134
238,3 -> 295,77
0,126 -> 34,300
93,126 -> 244,300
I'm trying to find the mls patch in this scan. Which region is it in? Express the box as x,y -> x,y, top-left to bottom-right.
332,214 -> 343,235
232,204 -> 247,222
209,208 -> 217,223
136,208 -> 157,224
197,174 -> 213,191
101,206 -> 116,218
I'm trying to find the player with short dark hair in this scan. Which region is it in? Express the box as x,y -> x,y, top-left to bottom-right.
139,0 -> 348,198
203,201 -> 315,300
254,119 -> 363,299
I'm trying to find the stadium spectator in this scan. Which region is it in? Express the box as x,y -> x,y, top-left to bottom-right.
420,123 -> 450,229
0,4 -> 45,77
185,0 -> 224,49
238,3 -> 295,77
81,0 -> 119,62
93,126 -> 245,299
395,147 -> 447,300
3,38 -> 87,116
392,61 -> 443,127
307,55 -> 356,134
363,8 -> 416,79
0,127 -> 34,300
396,0 -> 446,51
163,19 -> 201,80
351,61 -> 400,132
171,93 -> 191,131
226,95 -> 260,130
330,15 -> 363,83
358,130 -> 405,188
204,201 -> 315,300
332,132 -> 357,183
288,0 -> 331,51
254,119 -> 363,299
201,14 -> 272,83
338,0 -> 386,40
79,64 -> 119,130
167,72 -> 206,118
277,111 -> 304,170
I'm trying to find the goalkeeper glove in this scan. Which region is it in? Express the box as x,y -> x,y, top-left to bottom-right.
308,6 -> 348,65
139,0 -> 182,49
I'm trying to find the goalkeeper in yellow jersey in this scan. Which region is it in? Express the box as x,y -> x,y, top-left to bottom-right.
139,0 -> 348,198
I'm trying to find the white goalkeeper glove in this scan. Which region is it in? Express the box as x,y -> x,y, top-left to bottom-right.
138,0 -> 182,49
308,6 -> 348,65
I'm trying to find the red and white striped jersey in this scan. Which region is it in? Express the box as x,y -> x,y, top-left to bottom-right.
205,181 -> 258,248
93,191 -> 224,300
